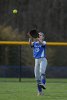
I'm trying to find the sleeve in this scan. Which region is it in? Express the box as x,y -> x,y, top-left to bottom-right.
43,41 -> 46,45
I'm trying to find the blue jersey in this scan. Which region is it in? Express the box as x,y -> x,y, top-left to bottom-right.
32,41 -> 46,59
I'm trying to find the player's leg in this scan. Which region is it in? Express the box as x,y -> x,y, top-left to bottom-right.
34,59 -> 42,95
40,58 -> 47,89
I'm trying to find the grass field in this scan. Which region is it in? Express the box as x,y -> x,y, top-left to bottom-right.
0,78 -> 67,100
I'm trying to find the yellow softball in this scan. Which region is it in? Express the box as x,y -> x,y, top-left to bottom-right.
12,9 -> 18,14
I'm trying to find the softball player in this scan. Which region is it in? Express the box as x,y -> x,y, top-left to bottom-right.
29,32 -> 47,96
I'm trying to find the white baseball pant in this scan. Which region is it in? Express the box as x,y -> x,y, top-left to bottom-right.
34,57 -> 47,81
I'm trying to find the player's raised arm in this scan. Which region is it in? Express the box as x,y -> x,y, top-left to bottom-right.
29,38 -> 33,46
27,32 -> 33,46
37,38 -> 46,45
37,32 -> 46,45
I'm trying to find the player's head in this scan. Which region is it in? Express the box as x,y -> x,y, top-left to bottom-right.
38,32 -> 45,40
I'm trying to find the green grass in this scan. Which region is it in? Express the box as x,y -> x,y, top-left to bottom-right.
0,78 -> 67,100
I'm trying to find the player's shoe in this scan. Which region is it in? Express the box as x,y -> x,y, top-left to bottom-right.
39,84 -> 46,89
37,92 -> 44,96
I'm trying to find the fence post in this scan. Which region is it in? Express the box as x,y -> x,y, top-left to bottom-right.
19,45 -> 22,82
